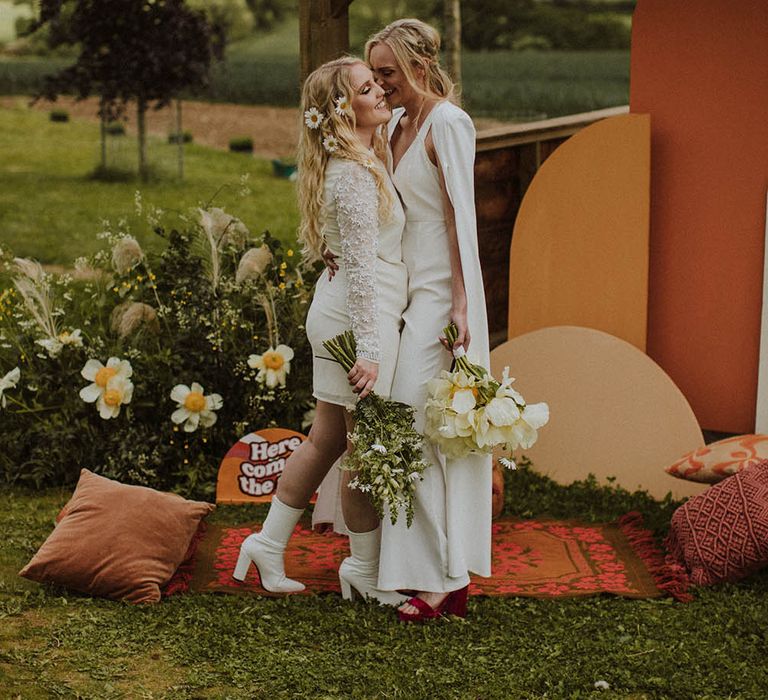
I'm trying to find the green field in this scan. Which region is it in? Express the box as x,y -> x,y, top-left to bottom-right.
0,103 -> 299,265
0,17 -> 630,121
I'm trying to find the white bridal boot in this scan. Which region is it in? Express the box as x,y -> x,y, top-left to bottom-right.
339,526 -> 410,606
233,496 -> 305,593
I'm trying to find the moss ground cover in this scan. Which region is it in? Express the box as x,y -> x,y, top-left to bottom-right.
0,105 -> 299,265
2,469 -> 767,699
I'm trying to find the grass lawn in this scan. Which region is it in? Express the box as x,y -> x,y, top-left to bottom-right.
0,103 -> 299,266
2,470 -> 767,699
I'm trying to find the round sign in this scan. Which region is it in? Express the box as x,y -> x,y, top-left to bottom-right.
216,428 -> 307,504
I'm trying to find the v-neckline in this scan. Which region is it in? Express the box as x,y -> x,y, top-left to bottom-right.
390,103 -> 440,175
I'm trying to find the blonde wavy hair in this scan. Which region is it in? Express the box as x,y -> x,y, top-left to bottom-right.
365,19 -> 458,105
297,56 -> 392,264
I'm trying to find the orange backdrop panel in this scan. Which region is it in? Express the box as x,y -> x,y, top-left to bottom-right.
508,114 -> 650,351
630,0 -> 768,432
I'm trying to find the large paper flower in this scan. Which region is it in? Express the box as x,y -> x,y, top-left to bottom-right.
248,344 -> 294,388
79,357 -> 134,419
0,367 -> 20,408
170,382 -> 223,432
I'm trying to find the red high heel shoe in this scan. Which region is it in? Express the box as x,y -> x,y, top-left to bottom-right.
397,585 -> 469,623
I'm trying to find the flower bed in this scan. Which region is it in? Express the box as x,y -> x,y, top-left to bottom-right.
0,191 -> 318,497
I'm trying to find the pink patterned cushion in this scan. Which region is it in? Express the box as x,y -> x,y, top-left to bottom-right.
665,434 -> 768,483
665,460 -> 768,586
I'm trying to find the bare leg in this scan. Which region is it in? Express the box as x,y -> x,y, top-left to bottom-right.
276,400 -> 348,509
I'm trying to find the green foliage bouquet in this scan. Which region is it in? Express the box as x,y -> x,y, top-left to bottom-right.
323,331 -> 428,526
0,189 -> 318,497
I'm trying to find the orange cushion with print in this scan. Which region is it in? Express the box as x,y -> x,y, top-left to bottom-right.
665,434 -> 768,483
19,469 -> 215,603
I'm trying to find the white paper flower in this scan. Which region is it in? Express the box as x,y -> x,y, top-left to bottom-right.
371,443 -> 387,454
0,367 -> 20,408
97,375 -> 134,419
334,95 -> 353,117
322,135 -> 339,153
247,344 -> 294,388
170,382 -> 223,432
304,107 -> 324,129
79,357 -> 134,418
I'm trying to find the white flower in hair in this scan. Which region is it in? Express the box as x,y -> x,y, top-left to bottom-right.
363,158 -> 375,170
334,95 -> 353,117
322,135 -> 339,153
304,107 -> 324,129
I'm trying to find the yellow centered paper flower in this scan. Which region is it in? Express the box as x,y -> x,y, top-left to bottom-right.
79,357 -> 134,419
170,382 -> 223,433
247,344 -> 294,388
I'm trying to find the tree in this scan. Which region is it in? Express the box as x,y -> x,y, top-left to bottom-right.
35,0 -> 224,181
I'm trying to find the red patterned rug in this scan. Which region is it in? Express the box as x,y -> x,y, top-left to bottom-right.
165,513 -> 690,601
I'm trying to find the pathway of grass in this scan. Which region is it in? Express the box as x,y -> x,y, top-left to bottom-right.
2,470 -> 767,699
0,104 -> 299,265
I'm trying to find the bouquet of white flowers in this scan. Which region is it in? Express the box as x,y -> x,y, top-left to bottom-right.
424,323 -> 549,462
322,331 -> 428,526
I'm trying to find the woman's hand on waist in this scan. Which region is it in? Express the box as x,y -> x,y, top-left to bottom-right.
348,358 -> 378,399
322,245 -> 339,280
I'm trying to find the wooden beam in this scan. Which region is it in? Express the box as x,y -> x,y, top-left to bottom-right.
299,0 -> 352,83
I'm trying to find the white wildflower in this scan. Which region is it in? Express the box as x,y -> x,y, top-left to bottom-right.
594,680 -> 610,691
0,367 -> 21,408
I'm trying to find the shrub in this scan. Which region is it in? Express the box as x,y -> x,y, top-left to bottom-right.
105,121 -> 126,136
49,109 -> 69,122
229,136 -> 253,153
0,196 -> 319,498
168,130 -> 194,144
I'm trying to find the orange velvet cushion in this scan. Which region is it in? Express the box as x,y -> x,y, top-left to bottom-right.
19,469 -> 215,603
665,434 -> 768,483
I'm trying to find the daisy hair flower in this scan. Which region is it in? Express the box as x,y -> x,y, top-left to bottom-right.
170,382 -> 223,432
304,107 -> 324,129
322,135 -> 339,153
248,344 -> 294,388
334,95 -> 353,117
0,367 -> 21,408
79,357 -> 134,419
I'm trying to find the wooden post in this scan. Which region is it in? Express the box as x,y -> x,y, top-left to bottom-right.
443,0 -> 461,86
176,99 -> 184,182
299,0 -> 353,82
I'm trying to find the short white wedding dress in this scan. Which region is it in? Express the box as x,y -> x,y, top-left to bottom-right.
305,157 -> 407,406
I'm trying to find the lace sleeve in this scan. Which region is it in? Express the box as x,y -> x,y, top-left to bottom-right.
334,162 -> 380,362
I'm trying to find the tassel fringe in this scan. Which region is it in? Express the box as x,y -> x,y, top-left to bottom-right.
618,511 -> 693,603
